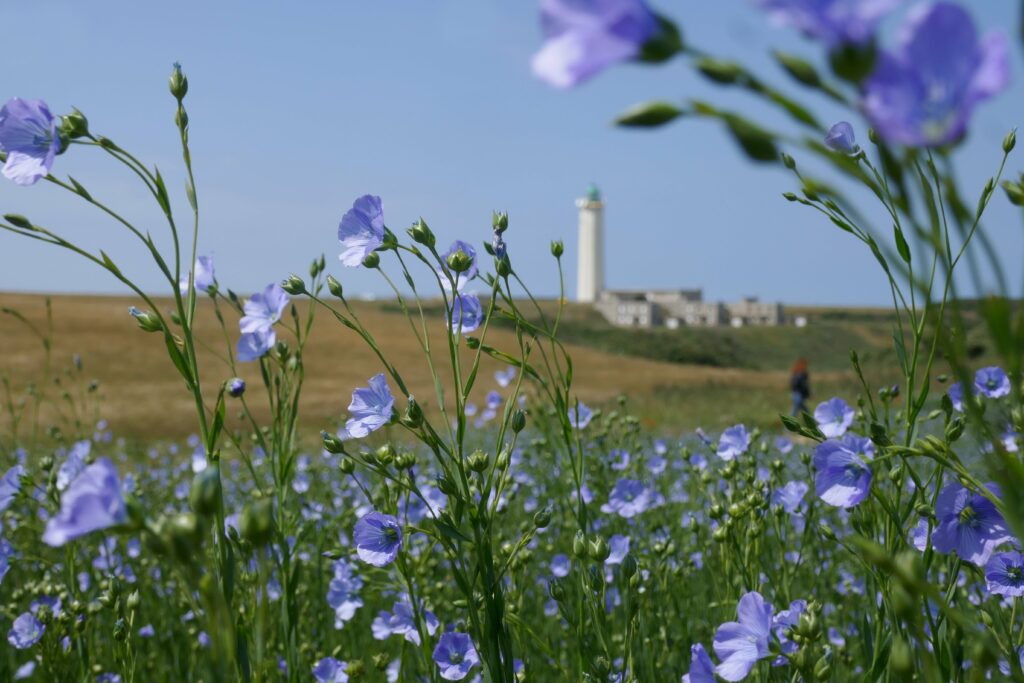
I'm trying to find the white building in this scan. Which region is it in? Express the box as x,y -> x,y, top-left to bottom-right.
576,185 -> 790,328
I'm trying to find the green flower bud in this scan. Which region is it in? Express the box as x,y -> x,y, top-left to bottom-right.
113,617 -> 128,642
492,211 -> 508,234
572,530 -> 586,558
189,464 -> 222,517
533,507 -> 551,529
511,410 -> 526,433
129,308 -> 162,333
401,396 -> 424,429
495,256 -> 512,278
239,499 -> 274,547
621,553 -> 638,580
321,430 -> 345,454
61,108 -> 90,139
408,218 -> 436,248
281,274 -> 306,295
361,252 -> 380,269
889,636 -> 914,675
495,448 -> 510,471
550,240 -> 564,258
467,450 -> 489,472
339,457 -> 355,475
167,512 -> 202,563
169,62 -> 188,100
326,275 -> 344,298
588,536 -> 610,562
446,249 -> 473,274
1004,129 -> 1017,154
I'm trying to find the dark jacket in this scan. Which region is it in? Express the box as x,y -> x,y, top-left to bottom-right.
790,371 -> 810,398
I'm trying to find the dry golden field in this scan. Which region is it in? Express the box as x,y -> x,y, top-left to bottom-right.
0,293 -> 892,441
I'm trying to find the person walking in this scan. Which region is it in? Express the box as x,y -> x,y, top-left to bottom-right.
790,358 -> 810,416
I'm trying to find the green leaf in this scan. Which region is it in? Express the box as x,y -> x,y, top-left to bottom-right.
722,115 -> 778,163
616,101 -> 683,128
99,250 -> 122,277
68,176 -> 92,201
185,180 -> 198,212
154,167 -> 171,214
164,333 -> 194,390
637,16 -> 683,63
892,328 -> 908,377
893,224 -> 911,264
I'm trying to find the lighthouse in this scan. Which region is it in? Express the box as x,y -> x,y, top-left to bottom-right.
576,183 -> 604,303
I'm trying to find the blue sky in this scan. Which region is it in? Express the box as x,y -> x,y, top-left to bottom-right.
0,1 -> 1020,306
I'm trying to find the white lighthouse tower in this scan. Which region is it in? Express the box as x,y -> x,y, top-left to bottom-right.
576,183 -> 604,303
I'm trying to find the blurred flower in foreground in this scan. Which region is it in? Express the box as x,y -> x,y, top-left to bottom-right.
569,402 -> 593,429
823,121 -> 859,155
754,0 -> 901,47
532,0 -> 660,89
0,98 -> 61,186
931,482 -> 1011,566
682,642 -> 715,683
338,194 -> 385,267
43,458 -> 128,547
863,2 -> 1009,147
179,255 -> 215,295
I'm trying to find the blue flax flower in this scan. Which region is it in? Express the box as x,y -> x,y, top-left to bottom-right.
601,478 -> 653,518
353,511 -> 403,567
532,0 -> 660,89
327,558 -> 364,628
682,642 -> 715,683
433,632 -> 480,681
338,194 -> 385,267
974,366 -> 1011,399
7,612 -> 44,649
569,402 -> 593,429
814,397 -> 855,437
450,293 -> 483,334
343,373 -> 394,439
439,240 -> 478,289
43,458 -> 128,547
0,464 -> 24,513
238,283 -> 289,362
932,482 -> 1011,566
717,424 -> 751,461
179,255 -> 215,295
863,2 -> 1009,147
985,551 -> 1024,597
312,657 -> 349,683
824,121 -> 859,155
812,434 -> 873,508
714,591 -> 774,681
0,98 -> 61,186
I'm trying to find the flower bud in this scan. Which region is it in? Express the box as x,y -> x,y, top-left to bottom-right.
338,457 -> 355,475
281,274 -> 306,295
326,275 -> 344,299
227,377 -> 246,398
167,512 -> 202,563
436,475 -> 459,496
533,507 -> 551,529
495,256 -> 512,278
321,430 -> 346,455
361,252 -> 380,269
446,249 -> 473,274
495,448 -> 510,471
190,464 -> 222,517
492,211 -> 508,234
467,450 -> 489,472
169,63 -> 189,100
588,537 -> 610,562
621,553 -> 638,580
511,410 -> 526,433
1004,130 -> 1017,154
572,531 -> 586,558
239,499 -> 274,546
550,240 -> 564,258
408,218 -> 436,248
61,108 -> 90,139
401,396 -> 423,429
128,307 -> 162,333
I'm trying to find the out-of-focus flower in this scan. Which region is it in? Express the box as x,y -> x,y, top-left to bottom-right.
0,98 -> 61,185
353,511 -> 403,567
433,632 -> 480,681
974,366 -> 1011,399
179,255 -> 215,295
8,612 -> 44,649
313,657 -> 349,683
601,478 -> 653,518
43,458 -> 128,547
773,480 -> 809,514
863,2 -> 1009,147
450,293 -> 483,334
812,434 -> 873,508
569,402 -> 593,429
327,558 -> 364,629
532,0 -> 660,89
717,424 -> 751,461
0,464 -> 24,513
682,642 -> 716,683
228,377 -> 246,398
753,0 -> 901,47
338,195 -> 385,267
814,397 -> 855,437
